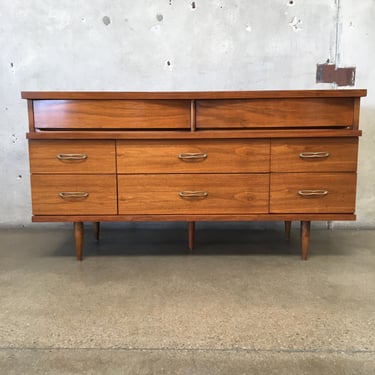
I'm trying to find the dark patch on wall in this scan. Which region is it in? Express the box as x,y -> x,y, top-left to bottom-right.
156,14 -> 163,22
191,2 -> 196,9
102,16 -> 111,26
11,134 -> 19,144
316,63 -> 356,86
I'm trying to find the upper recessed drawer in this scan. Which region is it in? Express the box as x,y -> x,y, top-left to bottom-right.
196,98 -> 355,129
117,140 -> 270,173
33,100 -> 191,129
29,140 -> 116,174
271,138 -> 358,172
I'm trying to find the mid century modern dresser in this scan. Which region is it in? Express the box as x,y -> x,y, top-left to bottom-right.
22,90 -> 367,260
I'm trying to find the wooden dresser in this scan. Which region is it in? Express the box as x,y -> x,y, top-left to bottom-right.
22,90 -> 367,260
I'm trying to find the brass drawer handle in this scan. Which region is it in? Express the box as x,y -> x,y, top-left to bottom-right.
179,191 -> 208,199
299,152 -> 330,159
57,153 -> 88,161
59,192 -> 89,200
298,190 -> 328,197
178,153 -> 207,161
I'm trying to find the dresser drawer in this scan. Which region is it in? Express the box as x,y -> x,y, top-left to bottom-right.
31,175 -> 117,215
29,140 -> 116,174
117,140 -> 270,173
270,173 -> 356,213
33,100 -> 191,129
271,138 -> 358,172
196,98 -> 354,129
118,174 -> 269,214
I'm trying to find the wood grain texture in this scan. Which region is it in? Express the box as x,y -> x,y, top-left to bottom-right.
352,97 -> 361,130
271,138 -> 358,172
188,221 -> 195,251
23,89 -> 367,260
33,100 -> 191,129
27,100 -> 35,133
300,221 -> 311,261
29,140 -> 116,174
21,89 -> 367,100
116,140 -> 270,173
270,173 -> 357,213
31,213 -> 356,222
196,98 -> 355,128
118,174 -> 269,214
74,222 -> 84,261
31,175 -> 117,215
26,129 -> 362,140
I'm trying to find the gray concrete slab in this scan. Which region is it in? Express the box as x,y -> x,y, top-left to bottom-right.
0,349 -> 374,375
0,225 -> 374,373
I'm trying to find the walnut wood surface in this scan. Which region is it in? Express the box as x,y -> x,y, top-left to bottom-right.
118,174 -> 269,214
196,98 -> 355,128
74,222 -> 83,261
117,139 -> 270,173
29,140 -> 116,174
22,89 -> 367,100
31,175 -> 117,215
26,129 -> 362,140
271,138 -> 358,172
31,213 -> 356,222
270,173 -> 357,213
300,221 -> 311,261
33,100 -> 191,129
188,221 -> 195,251
23,89 -> 367,260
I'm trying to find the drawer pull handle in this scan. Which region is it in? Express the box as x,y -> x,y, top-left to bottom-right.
298,190 -> 328,197
179,191 -> 208,199
178,153 -> 207,161
299,152 -> 330,159
57,153 -> 88,161
59,192 -> 89,200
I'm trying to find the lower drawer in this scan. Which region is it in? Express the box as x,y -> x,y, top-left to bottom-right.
118,174 -> 269,214
270,173 -> 356,213
31,175 -> 117,215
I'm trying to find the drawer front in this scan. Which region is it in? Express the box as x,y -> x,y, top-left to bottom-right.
31,175 -> 117,215
270,173 -> 356,213
117,140 -> 270,173
196,98 -> 354,129
33,100 -> 191,129
271,138 -> 358,172
29,140 -> 116,174
118,174 -> 269,214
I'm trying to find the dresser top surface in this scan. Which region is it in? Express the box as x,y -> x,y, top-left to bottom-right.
21,89 -> 367,100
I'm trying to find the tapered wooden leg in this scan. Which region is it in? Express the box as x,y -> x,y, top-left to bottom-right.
93,222 -> 100,241
188,221 -> 195,252
300,221 -> 311,261
285,221 -> 292,240
74,222 -> 84,261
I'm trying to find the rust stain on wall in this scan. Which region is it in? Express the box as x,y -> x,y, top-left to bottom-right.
316,63 -> 356,86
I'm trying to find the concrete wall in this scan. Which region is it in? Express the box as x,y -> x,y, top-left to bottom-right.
0,0 -> 374,227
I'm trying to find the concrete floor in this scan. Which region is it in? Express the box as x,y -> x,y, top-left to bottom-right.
0,223 -> 374,374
